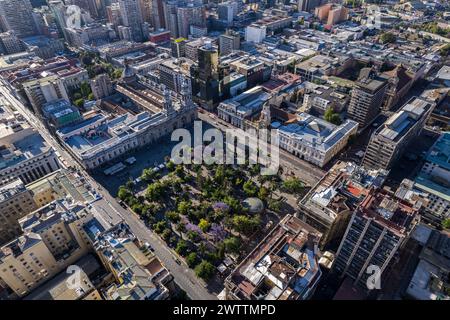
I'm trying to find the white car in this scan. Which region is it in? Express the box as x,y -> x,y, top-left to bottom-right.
158,164 -> 165,170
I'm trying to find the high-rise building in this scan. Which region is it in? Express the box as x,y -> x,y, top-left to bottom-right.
90,73 -> 114,100
152,0 -> 166,29
0,179 -> 38,245
0,31 -> 25,54
217,2 -> 234,24
163,0 -> 179,38
0,0 -> 38,37
118,0 -> 144,42
333,189 -> 419,291
171,37 -> 187,58
363,97 -> 434,170
219,30 -> 240,56
347,68 -> 388,128
106,3 -> 123,30
298,0 -> 322,13
0,200 -> 93,297
197,41 -> 220,110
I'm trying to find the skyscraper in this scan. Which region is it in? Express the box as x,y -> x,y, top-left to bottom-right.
0,0 -> 37,37
177,3 -> 206,39
197,41 -> 220,110
298,0 -> 322,13
118,0 -> 144,42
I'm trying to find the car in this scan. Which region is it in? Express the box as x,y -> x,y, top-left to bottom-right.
158,164 -> 165,170
153,167 -> 160,172
174,258 -> 182,265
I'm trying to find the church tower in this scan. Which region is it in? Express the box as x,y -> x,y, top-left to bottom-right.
163,85 -> 174,115
180,77 -> 192,108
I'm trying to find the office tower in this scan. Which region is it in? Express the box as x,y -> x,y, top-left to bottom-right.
139,0 -> 153,24
106,2 -> 122,30
218,2 -> 234,24
219,30 -> 240,56
152,0 -> 166,29
0,0 -> 38,37
0,180 -> 38,245
333,190 -> 419,291
363,97 -> 434,170
298,0 -> 323,12
177,3 -> 206,39
163,0 -> 179,37
118,0 -> 144,42
48,0 -> 68,38
197,41 -> 220,109
172,37 -> 187,58
347,68 -> 388,128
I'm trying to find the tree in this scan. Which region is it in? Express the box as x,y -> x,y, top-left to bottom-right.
198,218 -> 210,232
161,228 -> 172,242
153,221 -> 167,234
74,98 -> 84,108
243,180 -> 258,197
282,177 -> 304,194
258,187 -> 269,200
223,237 -> 241,254
117,186 -> 132,201
145,182 -> 164,201
380,32 -> 396,44
324,108 -> 342,125
80,81 -> 92,98
175,240 -> 189,256
442,219 -> 450,230
177,200 -> 191,215
141,168 -> 156,182
232,215 -> 260,235
166,211 -> 180,223
194,260 -> 215,280
166,160 -> 175,172
186,252 -> 199,268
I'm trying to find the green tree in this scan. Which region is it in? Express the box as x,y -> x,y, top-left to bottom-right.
80,81 -> 91,98
166,161 -> 175,172
74,98 -> 84,108
324,108 -> 342,125
117,186 -> 132,201
243,180 -> 258,197
282,177 -> 304,194
198,218 -> 210,232
177,200 -> 191,215
223,236 -> 241,254
175,240 -> 189,256
442,219 -> 450,230
186,252 -> 199,268
161,228 -> 172,242
194,260 -> 215,280
166,211 -> 180,223
232,215 -> 260,235
145,182 -> 164,201
140,168 -> 156,182
380,32 -> 396,44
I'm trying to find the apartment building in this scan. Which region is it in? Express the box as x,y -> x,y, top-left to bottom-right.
85,221 -> 171,300
333,190 -> 419,291
90,74 -> 114,100
0,200 -> 94,297
0,179 -> 38,245
363,97 -> 434,170
347,68 -> 388,128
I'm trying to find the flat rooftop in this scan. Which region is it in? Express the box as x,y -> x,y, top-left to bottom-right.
0,132 -> 49,170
